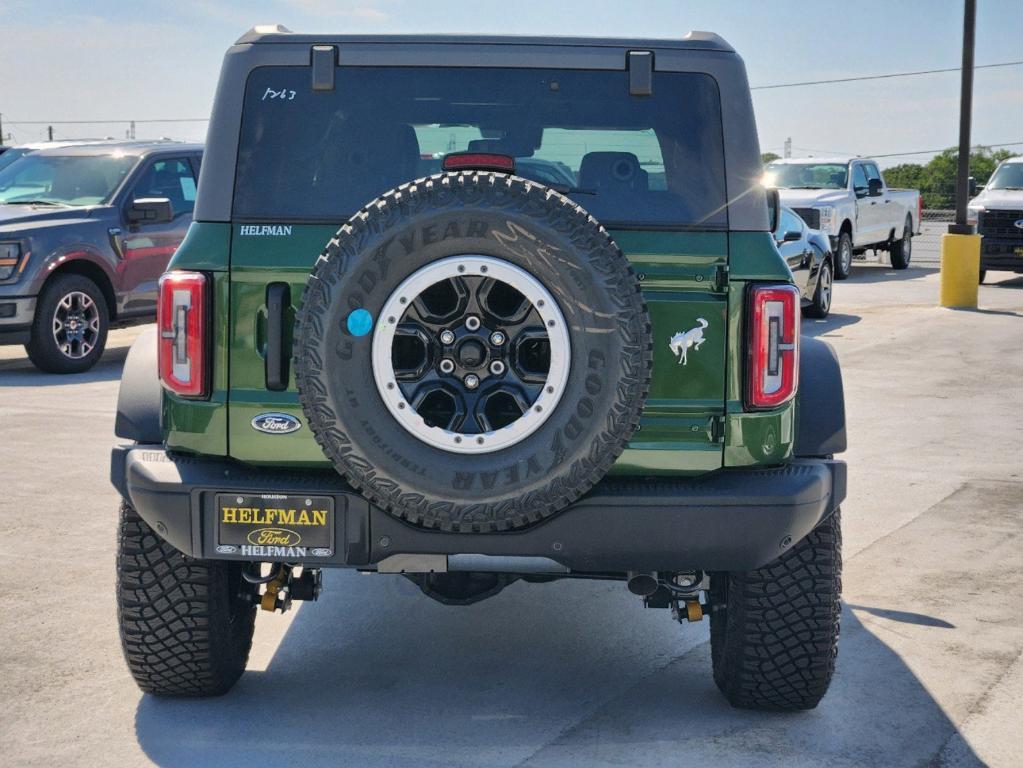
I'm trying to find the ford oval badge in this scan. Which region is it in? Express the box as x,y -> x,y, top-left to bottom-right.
1014,219 -> 1023,230
251,412 -> 302,435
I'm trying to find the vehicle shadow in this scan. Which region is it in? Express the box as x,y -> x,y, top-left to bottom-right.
843,264 -> 937,284
985,274 -> 1023,288
133,573 -> 982,768
0,346 -> 128,385
802,312 -> 861,337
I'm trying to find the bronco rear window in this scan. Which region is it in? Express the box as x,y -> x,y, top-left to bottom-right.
233,66 -> 727,228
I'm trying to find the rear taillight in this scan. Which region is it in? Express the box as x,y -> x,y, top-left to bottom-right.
746,284 -> 800,409
158,271 -> 209,398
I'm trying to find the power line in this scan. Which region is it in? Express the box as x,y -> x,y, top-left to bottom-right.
867,140 -> 1023,159
751,59 -> 1023,90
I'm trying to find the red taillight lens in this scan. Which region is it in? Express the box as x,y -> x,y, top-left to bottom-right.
442,152 -> 516,173
157,271 -> 208,398
747,284 -> 800,409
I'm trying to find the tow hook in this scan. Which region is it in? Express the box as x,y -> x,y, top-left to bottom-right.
243,564 -> 322,614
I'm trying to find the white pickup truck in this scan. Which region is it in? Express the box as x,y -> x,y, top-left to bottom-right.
968,156 -> 1023,282
764,157 -> 922,278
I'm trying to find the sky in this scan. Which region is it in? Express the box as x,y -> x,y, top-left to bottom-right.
1,0 -> 1021,167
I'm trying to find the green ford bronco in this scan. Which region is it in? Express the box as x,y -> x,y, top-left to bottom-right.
111,26 -> 847,710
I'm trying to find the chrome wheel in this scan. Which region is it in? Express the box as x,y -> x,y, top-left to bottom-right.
819,262 -> 833,313
372,255 -> 570,454
839,238 -> 852,275
903,225 -> 912,262
52,290 -> 101,359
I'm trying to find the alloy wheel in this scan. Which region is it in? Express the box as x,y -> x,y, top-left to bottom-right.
371,256 -> 570,454
52,290 -> 101,359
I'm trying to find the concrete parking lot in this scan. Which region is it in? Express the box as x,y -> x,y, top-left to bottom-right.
2,265 -> 1021,767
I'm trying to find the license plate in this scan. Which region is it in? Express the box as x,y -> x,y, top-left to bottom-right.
216,493 -> 334,558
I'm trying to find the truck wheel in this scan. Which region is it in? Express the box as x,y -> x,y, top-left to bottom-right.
979,269 -> 987,284
889,217 -> 913,269
801,259 -> 832,319
295,171 -> 651,532
709,509 -> 842,711
25,273 -> 108,373
834,232 -> 853,280
116,500 -> 256,696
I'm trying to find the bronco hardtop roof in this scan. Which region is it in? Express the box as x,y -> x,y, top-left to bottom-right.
236,25 -> 734,52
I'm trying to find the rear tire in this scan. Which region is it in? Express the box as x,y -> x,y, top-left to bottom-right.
890,217 -> 913,270
710,509 -> 842,711
116,500 -> 256,696
979,269 -> 987,284
801,258 -> 832,319
834,232 -> 853,280
26,273 -> 108,373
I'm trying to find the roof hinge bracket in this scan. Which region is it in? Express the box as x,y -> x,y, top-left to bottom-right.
311,45 -> 337,91
714,264 -> 730,292
628,51 -> 654,96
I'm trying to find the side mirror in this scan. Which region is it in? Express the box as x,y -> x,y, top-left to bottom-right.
968,176 -> 978,197
128,197 -> 173,225
867,178 -> 883,197
781,230 -> 802,243
766,187 -> 780,233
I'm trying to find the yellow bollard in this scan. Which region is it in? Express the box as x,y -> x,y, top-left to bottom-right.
939,233 -> 981,308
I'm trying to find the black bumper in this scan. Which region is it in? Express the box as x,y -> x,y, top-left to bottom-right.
111,445 -> 846,573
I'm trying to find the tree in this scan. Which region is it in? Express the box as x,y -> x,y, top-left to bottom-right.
890,147 -> 1015,210
761,152 -> 780,165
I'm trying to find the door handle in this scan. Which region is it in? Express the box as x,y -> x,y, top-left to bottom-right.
265,282 -> 291,391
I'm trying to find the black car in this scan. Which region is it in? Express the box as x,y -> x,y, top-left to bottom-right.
776,205 -> 833,318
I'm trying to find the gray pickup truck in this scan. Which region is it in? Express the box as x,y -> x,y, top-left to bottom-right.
0,141 -> 202,372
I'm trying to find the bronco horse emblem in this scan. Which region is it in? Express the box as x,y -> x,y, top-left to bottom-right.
668,318 -> 709,365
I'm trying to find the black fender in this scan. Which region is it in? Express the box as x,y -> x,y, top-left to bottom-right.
114,327 -> 162,443
794,337 -> 846,456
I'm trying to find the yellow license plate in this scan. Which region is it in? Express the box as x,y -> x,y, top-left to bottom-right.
215,493 -> 334,558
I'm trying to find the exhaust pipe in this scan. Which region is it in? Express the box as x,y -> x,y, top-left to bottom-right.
627,571 -> 659,597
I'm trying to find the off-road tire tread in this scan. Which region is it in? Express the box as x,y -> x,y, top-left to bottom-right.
293,171 -> 651,533
710,509 -> 842,711
116,500 -> 255,696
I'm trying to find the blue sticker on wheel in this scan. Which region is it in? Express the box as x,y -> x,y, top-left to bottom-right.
346,308 -> 373,337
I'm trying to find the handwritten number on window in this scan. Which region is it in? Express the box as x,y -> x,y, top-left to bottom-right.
261,88 -> 297,102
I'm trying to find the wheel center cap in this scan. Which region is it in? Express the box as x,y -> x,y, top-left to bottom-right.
457,339 -> 486,368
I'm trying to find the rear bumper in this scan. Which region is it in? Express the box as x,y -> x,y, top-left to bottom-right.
111,445 -> 846,573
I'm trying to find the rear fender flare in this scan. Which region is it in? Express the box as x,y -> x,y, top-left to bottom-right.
115,327 -> 162,443
795,337 -> 846,456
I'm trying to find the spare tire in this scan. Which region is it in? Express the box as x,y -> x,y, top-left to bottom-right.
294,171 -> 651,532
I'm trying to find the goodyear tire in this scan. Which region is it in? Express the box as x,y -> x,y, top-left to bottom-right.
116,500 -> 256,696
709,510 -> 842,711
295,171 -> 651,532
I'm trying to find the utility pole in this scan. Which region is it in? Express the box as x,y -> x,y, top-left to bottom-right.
783,137 -> 792,159
47,125 -> 53,141
129,120 -> 136,140
0,113 -> 4,144
939,0 -> 980,308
